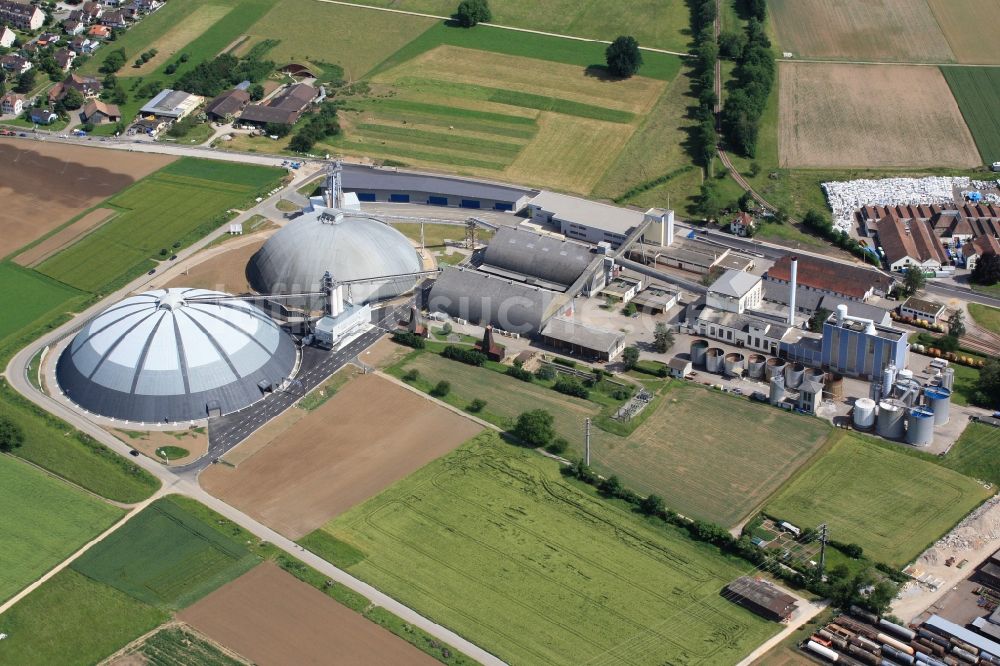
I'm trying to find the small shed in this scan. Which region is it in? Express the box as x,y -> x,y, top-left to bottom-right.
667,355 -> 691,378
723,577 -> 798,622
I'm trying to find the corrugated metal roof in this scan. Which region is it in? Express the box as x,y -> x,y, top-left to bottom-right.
340,163 -> 534,203
540,317 -> 623,352
528,190 -> 644,235
481,226 -> 593,289
925,614 -> 1000,656
427,266 -> 558,334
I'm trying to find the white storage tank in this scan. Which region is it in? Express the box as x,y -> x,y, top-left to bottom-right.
770,374 -> 785,406
906,407 -> 935,447
876,400 -> 906,439
705,347 -> 724,374
853,398 -> 876,429
943,367 -> 955,390
924,386 -> 951,425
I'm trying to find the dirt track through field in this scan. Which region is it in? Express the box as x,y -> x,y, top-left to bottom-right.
200,373 -> 482,538
0,140 -> 174,258
14,208 -> 116,267
179,562 -> 440,666
778,62 -> 980,168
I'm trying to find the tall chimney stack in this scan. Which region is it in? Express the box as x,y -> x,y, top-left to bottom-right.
787,256 -> 798,325
665,209 -> 675,246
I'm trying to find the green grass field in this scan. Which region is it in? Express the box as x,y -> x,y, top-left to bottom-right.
766,434 -> 991,567
119,625 -> 245,665
388,349 -> 831,526
2,381 -> 160,503
72,496 -> 260,610
37,159 -> 281,293
0,264 -> 86,347
941,422 -> 1000,486
307,431 -> 779,665
0,455 -> 123,604
942,67 -> 1000,163
345,0 -> 692,54
970,303 -> 1000,335
0,569 -> 168,666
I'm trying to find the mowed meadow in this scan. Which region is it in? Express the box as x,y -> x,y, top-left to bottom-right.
942,67 -> 1000,164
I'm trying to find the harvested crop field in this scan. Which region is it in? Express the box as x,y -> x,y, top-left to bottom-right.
766,435 -> 991,567
14,208 -> 117,267
164,236 -> 266,294
768,0 -> 953,62
929,0 -> 1000,65
131,3 -> 231,75
0,140 -> 173,258
179,562 -> 440,666
200,373 -> 482,538
778,63 -> 980,168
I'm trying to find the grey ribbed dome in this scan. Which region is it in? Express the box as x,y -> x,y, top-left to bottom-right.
247,206 -> 421,309
56,288 -> 296,423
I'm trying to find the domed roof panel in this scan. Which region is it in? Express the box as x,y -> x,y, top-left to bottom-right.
56,288 -> 297,423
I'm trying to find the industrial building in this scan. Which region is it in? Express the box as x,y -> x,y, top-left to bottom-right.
55,289 -> 297,423
762,282 -> 892,325
526,191 -> 674,247
538,317 -> 625,362
247,173 -> 423,311
724,577 -> 798,622
899,295 -> 946,324
820,305 -> 909,380
139,89 -> 204,120
341,163 -> 535,211
765,254 -> 892,303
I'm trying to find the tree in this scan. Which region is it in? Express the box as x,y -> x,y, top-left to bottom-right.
903,266 -> 926,296
289,133 -> 315,153
454,0 -> 491,27
264,122 -> 291,138
512,409 -> 554,448
598,475 -> 624,497
639,493 -> 665,516
718,30 -> 747,59
948,310 -> 966,338
622,346 -> 640,370
432,380 -> 451,397
402,369 -> 419,382
808,307 -> 831,333
605,36 -> 643,78
738,190 -> 754,213
974,358 -> 1000,409
0,417 -> 24,452
622,302 -> 637,317
14,70 -> 35,94
248,83 -> 264,101
653,322 -> 674,354
62,86 -> 84,110
100,48 -> 126,74
802,209 -> 830,234
972,253 -> 1000,286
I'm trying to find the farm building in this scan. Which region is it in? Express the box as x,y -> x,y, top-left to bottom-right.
538,317 -> 625,362
247,195 -> 422,311
239,83 -> 315,127
340,163 -> 535,211
765,254 -> 892,303
140,89 -> 203,120
205,88 -> 250,122
724,577 -> 798,622
899,296 -> 946,324
526,190 -> 673,247
55,289 -> 297,423
80,100 -> 120,124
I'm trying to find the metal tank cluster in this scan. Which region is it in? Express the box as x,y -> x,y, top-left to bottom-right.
851,363 -> 953,447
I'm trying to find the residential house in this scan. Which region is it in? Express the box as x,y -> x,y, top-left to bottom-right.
730,211 -> 756,237
20,41 -> 37,56
964,235 -> 1000,272
135,0 -> 163,11
29,107 -> 59,125
53,48 -> 76,72
205,88 -> 250,122
239,83 -> 316,126
82,1 -> 104,22
899,296 -> 946,325
0,25 -> 15,48
101,0 -> 122,6
88,25 -> 111,39
100,10 -> 126,28
0,1 -> 45,31
68,36 -> 99,54
63,19 -> 85,35
37,32 -> 60,46
0,92 -> 25,115
49,72 -> 102,103
81,100 -> 120,124
128,116 -> 166,137
0,54 -> 32,74
66,9 -> 87,24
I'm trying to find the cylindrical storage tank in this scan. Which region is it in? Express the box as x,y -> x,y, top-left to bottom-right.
897,368 -> 914,382
826,372 -> 844,399
765,357 -> 786,381
690,339 -> 709,367
784,362 -> 805,389
806,368 -> 827,386
770,375 -> 785,406
895,379 -> 921,406
924,387 -> 951,426
943,367 -> 955,390
705,347 -> 724,374
853,398 -> 877,430
877,400 -> 906,439
724,352 -> 745,377
906,407 -> 935,447
804,640 -> 839,662
883,364 -> 897,398
747,354 -> 766,380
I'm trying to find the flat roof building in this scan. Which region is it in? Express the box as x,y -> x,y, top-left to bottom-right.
706,269 -> 762,314
724,577 -> 798,622
140,89 -> 203,120
821,305 -> 908,379
539,317 -> 625,362
900,295 -> 946,324
526,191 -> 673,248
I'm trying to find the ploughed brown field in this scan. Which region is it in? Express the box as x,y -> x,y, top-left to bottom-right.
0,139 -> 174,258
778,62 -> 980,168
179,562 -> 440,666
200,373 -> 482,538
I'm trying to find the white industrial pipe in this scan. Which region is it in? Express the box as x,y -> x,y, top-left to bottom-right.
787,256 -> 798,325
835,304 -> 877,335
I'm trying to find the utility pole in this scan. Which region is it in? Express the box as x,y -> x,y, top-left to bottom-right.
420,220 -> 425,250
818,523 -> 828,576
585,418 -> 591,466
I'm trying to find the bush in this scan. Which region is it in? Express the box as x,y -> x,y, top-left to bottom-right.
534,366 -> 555,381
506,365 -> 533,382
554,375 -> 589,399
431,380 -> 451,397
611,387 -> 631,401
552,356 -> 576,368
468,398 -> 486,413
546,437 -> 569,455
0,417 -> 24,452
832,541 -> 864,559
441,322 -> 452,335
402,369 -> 419,382
441,345 -> 486,367
392,331 -> 425,349
639,494 -> 665,516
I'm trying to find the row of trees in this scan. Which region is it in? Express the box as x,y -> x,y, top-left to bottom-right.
688,0 -> 718,171
288,102 -> 341,153
175,53 -> 274,97
801,209 -> 880,264
720,17 -> 774,158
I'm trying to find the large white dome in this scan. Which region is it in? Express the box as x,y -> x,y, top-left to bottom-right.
56,288 -> 297,423
247,206 -> 422,309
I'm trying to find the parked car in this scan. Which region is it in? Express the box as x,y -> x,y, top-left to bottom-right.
147,269 -> 156,275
